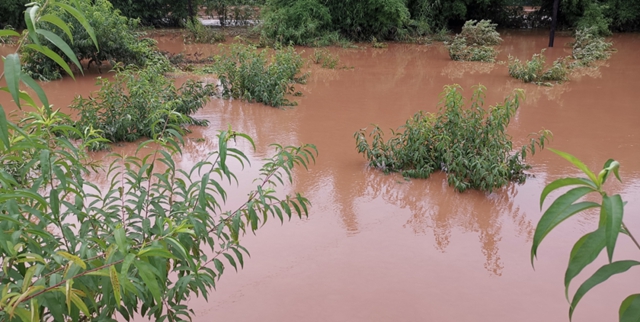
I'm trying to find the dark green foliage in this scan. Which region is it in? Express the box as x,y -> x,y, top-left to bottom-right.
537,0 -> 640,32
209,44 -> 307,107
203,0 -> 264,26
0,0 -> 28,29
354,85 -> 550,192
572,27 -> 614,66
260,0 -> 332,45
70,63 -> 215,150
1,2 -> 318,320
108,0 -> 190,26
324,0 -> 410,41
508,50 -> 569,85
448,20 -> 501,62
22,0 -> 158,81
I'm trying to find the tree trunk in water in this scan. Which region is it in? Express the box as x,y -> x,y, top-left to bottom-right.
549,0 -> 560,47
188,0 -> 195,23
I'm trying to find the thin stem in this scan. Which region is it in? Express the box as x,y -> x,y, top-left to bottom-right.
623,222 -> 640,251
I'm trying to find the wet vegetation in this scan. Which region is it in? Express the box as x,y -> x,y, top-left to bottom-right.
21,0 -> 157,81
311,48 -> 339,69
448,20 -> 502,62
508,50 -> 569,85
207,44 -> 307,106
185,18 -> 226,43
354,85 -> 551,193
2,0 -> 640,320
572,27 -> 615,66
0,2 -> 316,321
71,62 -> 215,151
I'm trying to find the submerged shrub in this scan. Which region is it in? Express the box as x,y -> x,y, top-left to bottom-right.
71,64 -> 215,150
458,19 -> 502,46
209,44 -> 307,107
311,48 -> 339,68
354,85 -> 551,193
448,20 -> 501,62
448,37 -> 497,62
260,0 -> 332,46
572,27 -> 614,66
185,18 -> 226,43
508,50 -> 569,85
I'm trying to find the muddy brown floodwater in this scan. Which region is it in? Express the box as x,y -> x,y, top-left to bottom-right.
3,29 -> 640,321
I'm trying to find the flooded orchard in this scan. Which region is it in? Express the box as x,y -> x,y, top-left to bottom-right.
3,30 -> 640,321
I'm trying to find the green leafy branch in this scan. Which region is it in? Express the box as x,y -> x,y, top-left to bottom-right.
532,149 -> 640,322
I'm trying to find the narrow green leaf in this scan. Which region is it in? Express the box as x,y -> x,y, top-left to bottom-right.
549,149 -> 598,185
570,260 -> 640,320
223,253 -> 238,272
24,6 -> 41,47
540,177 -> 596,209
56,251 -> 86,269
602,194 -> 624,263
114,227 -> 126,253
25,44 -> 75,79
36,29 -> 82,72
137,247 -> 175,259
0,106 -> 11,150
620,294 -> 640,322
69,293 -> 90,318
20,73 -> 51,110
65,279 -> 73,314
55,2 -> 98,50
22,266 -> 38,293
38,14 -> 73,43
0,30 -> 20,38
110,266 -> 121,308
49,188 -> 59,217
564,228 -> 606,300
4,54 -> 22,108
133,261 -> 162,304
165,237 -> 188,261
532,186 -> 599,265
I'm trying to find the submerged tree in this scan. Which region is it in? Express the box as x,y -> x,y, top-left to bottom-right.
354,85 -> 551,193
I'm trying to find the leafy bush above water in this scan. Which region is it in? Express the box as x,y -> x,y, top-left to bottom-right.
1,2 -> 318,321
311,48 -> 339,68
208,44 -> 307,107
71,63 -> 215,150
448,20 -> 501,62
354,85 -> 551,193
508,50 -> 570,85
572,27 -> 614,66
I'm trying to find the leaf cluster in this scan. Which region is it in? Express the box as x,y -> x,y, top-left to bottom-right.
448,20 -> 501,62
310,48 -> 339,69
508,50 -> 570,85
184,19 -> 226,44
21,0 -> 157,81
208,44 -> 307,107
354,85 -> 551,192
571,27 -> 614,66
532,150 -> 640,322
70,63 -> 215,151
0,2 -> 318,321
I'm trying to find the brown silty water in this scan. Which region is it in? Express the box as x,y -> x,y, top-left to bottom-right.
2,30 -> 640,321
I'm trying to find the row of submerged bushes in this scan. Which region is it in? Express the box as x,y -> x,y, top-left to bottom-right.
445,20 -> 614,86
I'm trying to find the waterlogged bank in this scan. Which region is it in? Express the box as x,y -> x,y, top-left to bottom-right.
2,30 -> 639,321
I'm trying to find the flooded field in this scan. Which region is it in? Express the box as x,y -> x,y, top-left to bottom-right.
2,29 -> 640,321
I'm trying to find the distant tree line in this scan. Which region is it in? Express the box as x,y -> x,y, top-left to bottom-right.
1,0 -> 639,38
